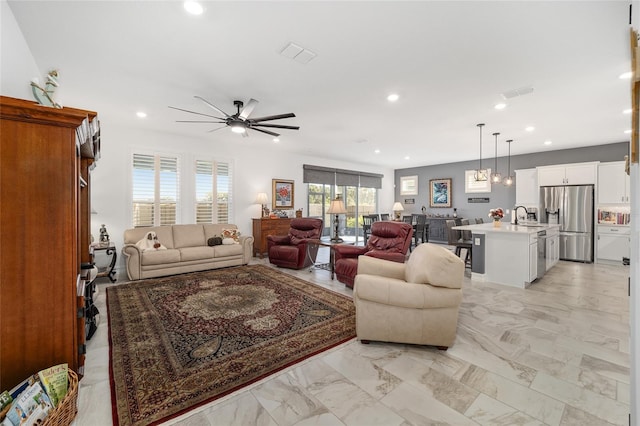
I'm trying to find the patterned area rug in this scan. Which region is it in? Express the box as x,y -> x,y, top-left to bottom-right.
107,265 -> 355,426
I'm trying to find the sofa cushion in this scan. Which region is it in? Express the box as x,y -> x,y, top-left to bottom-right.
214,244 -> 244,257
172,224 -> 205,248
180,246 -> 215,262
141,249 -> 181,266
405,243 -> 464,289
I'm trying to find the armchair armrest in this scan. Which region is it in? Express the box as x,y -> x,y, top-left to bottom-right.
357,255 -> 406,281
365,250 -> 407,263
122,244 -> 142,280
333,244 -> 368,262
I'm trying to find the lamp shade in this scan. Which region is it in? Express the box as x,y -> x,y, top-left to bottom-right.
392,202 -> 404,211
254,192 -> 268,204
327,197 -> 347,214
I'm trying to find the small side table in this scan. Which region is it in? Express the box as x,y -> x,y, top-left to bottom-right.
91,242 -> 117,282
307,238 -> 354,280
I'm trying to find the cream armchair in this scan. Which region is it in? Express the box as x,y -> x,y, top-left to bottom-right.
353,243 -> 464,349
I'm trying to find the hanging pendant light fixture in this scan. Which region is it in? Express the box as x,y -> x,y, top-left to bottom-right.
490,132 -> 502,184
474,123 -> 488,181
503,139 -> 514,186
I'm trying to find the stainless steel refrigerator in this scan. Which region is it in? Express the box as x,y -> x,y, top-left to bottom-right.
539,185 -> 594,262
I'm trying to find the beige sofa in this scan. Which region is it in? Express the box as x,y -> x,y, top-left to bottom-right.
353,243 -> 464,349
122,224 -> 253,280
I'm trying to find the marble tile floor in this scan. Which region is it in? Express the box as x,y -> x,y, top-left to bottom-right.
76,246 -> 630,426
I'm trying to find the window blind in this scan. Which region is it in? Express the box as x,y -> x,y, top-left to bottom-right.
194,159 -> 233,224
303,164 -> 383,188
132,153 -> 180,227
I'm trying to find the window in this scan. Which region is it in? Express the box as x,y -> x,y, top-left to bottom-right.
195,159 -> 233,224
132,153 -> 180,227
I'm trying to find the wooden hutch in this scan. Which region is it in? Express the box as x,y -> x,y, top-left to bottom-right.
0,96 -> 100,389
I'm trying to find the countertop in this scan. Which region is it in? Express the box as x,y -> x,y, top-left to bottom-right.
452,222 -> 560,234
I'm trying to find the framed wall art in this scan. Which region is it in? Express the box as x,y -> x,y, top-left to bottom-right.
429,178 -> 452,208
272,179 -> 294,210
400,175 -> 418,195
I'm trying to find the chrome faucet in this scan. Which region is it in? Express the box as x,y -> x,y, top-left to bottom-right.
513,205 -> 529,225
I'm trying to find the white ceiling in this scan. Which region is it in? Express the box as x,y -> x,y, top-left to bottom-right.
8,1 -> 633,169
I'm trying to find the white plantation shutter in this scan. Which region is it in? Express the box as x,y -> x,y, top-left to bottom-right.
132,153 -> 180,227
194,159 -> 233,224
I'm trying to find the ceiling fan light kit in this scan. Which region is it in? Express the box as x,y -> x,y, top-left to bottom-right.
169,96 -> 299,138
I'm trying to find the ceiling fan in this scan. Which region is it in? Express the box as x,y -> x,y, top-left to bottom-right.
169,96 -> 299,137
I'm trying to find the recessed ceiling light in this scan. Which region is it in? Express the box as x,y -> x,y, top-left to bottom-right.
623,108 -> 632,114
136,111 -> 147,118
494,103 -> 507,110
544,140 -> 552,145
404,156 -> 410,160
273,138 -> 280,143
624,129 -> 632,134
183,1 -> 203,15
619,71 -> 633,79
374,149 -> 380,154
387,94 -> 399,102
525,126 -> 535,132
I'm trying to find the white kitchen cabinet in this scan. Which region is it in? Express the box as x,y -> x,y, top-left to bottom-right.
529,237 -> 538,282
537,162 -> 597,186
597,225 -> 630,262
515,168 -> 538,206
598,161 -> 630,204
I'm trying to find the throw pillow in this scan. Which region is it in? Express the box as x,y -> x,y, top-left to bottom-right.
135,231 -> 167,252
207,237 -> 223,246
222,238 -> 236,245
221,228 -> 241,243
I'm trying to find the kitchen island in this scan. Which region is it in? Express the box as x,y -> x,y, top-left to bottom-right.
452,222 -> 560,288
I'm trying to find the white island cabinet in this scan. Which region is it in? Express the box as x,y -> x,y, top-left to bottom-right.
453,222 -> 560,289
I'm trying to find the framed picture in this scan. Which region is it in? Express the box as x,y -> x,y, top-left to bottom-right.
429,178 -> 452,208
464,169 -> 492,193
272,179 -> 294,210
400,175 -> 418,195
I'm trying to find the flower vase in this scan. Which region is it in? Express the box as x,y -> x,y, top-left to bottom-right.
493,219 -> 501,228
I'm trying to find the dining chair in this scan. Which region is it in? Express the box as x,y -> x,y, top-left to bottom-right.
412,214 -> 428,249
402,215 -> 413,224
445,219 -> 471,268
362,214 -> 379,244
475,218 -> 484,224
380,213 -> 390,221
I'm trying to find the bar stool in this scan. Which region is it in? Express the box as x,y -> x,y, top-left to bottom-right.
446,219 -> 471,268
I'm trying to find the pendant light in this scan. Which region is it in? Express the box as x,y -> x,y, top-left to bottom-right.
490,132 -> 502,184
474,123 -> 488,181
503,139 -> 514,186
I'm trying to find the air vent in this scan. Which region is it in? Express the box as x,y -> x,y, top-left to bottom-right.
280,42 -> 317,64
501,86 -> 534,100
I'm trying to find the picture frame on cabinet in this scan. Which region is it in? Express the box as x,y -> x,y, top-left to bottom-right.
272,179 -> 294,210
429,178 -> 452,208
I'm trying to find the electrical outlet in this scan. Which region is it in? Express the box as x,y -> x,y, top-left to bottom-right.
474,237 -> 480,245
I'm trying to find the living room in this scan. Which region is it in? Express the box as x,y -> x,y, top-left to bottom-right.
1,1 -> 638,425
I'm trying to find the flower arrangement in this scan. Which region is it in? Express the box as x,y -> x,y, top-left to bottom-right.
488,208 -> 504,221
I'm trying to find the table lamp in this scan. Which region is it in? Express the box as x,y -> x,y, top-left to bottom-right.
392,202 -> 404,221
327,194 -> 347,242
255,192 -> 269,217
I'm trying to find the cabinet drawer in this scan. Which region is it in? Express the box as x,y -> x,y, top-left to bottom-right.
598,226 -> 630,235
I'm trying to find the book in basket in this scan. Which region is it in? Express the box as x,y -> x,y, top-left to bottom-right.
37,363 -> 68,407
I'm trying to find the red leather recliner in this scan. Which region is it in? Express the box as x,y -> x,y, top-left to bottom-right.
267,218 -> 324,270
334,221 -> 413,288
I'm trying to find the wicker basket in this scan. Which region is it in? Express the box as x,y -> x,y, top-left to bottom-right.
42,370 -> 78,426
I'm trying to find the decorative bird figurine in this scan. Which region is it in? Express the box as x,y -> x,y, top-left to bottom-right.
30,70 -> 61,108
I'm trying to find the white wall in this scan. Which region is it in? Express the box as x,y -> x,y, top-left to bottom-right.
90,124 -> 395,271
0,0 -> 39,98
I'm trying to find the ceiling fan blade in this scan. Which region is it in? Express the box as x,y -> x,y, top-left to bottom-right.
250,127 -> 280,137
176,120 -> 226,123
169,106 -> 225,120
249,113 -> 296,123
239,98 -> 258,120
194,96 -> 230,118
253,123 -> 300,130
206,126 -> 228,133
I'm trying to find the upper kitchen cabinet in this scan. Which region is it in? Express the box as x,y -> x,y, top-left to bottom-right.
537,162 -> 597,186
515,168 -> 538,206
598,161 -> 630,204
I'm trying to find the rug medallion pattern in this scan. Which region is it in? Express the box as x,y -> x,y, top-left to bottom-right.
107,265 -> 356,426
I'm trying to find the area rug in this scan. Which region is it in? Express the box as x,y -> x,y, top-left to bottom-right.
107,264 -> 355,426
